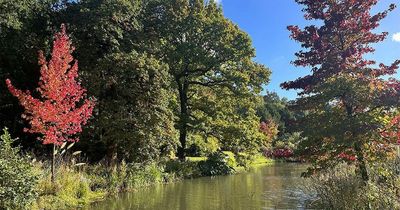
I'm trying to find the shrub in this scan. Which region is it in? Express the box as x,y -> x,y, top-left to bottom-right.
222,151 -> 237,168
0,128 -> 39,210
274,140 -> 286,149
235,153 -> 253,169
198,152 -> 235,176
302,163 -> 400,209
126,162 -> 164,189
272,148 -> 293,159
186,135 -> 220,156
164,160 -> 202,178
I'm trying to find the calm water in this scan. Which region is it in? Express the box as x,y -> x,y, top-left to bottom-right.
88,163 -> 309,210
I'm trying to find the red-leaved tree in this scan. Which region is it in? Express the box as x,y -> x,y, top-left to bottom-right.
259,120 -> 278,147
282,0 -> 400,181
6,24 -> 95,181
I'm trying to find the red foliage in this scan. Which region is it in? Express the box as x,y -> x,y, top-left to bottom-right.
272,148 -> 294,159
382,114 -> 400,144
282,0 -> 400,94
6,24 -> 95,145
281,0 -> 400,166
259,120 -> 278,142
337,152 -> 357,162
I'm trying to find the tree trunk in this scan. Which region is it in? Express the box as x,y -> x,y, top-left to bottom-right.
51,144 -> 56,183
344,102 -> 369,182
177,125 -> 187,160
354,142 -> 369,182
177,78 -> 189,160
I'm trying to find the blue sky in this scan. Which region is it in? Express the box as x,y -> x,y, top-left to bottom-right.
218,0 -> 400,99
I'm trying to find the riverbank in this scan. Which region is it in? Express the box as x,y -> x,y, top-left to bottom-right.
31,152 -> 275,210
88,163 -> 307,210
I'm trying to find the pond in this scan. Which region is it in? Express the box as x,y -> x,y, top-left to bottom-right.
88,163 -> 310,210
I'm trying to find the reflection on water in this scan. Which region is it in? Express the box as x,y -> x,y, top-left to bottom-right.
88,163 -> 309,210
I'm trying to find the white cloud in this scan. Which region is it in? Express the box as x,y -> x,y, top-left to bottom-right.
393,32 -> 400,42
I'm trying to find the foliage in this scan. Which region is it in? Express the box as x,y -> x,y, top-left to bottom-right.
35,164 -> 104,210
125,162 -> 165,189
235,153 -> 253,169
84,51 -> 177,162
0,0 -> 270,164
302,163 -> 400,209
145,0 -> 271,159
259,120 -> 279,148
257,91 -> 297,134
56,0 -> 178,163
0,128 -> 39,210
186,134 -> 220,156
165,160 -> 202,179
191,88 -> 266,155
0,0 -> 57,147
271,148 -> 294,159
6,24 -> 95,145
264,132 -> 304,160
283,0 -> 400,180
198,152 -> 235,176
34,160 -> 173,209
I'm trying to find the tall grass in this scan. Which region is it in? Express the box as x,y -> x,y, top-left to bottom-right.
302,162 -> 400,210
30,158 -> 171,209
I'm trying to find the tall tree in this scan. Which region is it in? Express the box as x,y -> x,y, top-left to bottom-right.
6,25 -> 95,181
145,0 -> 270,159
58,0 -> 177,162
283,0 -> 400,181
190,86 -> 267,155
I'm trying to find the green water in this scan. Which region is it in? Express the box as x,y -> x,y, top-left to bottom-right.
89,163 -> 309,210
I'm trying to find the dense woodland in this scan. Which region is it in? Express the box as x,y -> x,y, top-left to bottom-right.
1,0 -> 400,209
0,0 -> 276,163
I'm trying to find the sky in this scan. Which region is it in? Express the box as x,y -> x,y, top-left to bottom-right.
218,0 -> 400,99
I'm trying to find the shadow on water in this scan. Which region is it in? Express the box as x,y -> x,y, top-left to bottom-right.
87,163 -> 309,210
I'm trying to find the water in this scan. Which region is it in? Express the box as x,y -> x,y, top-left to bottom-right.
88,163 -> 309,210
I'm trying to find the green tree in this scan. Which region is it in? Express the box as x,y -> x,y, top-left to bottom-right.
144,0 -> 270,159
190,87 -> 266,155
58,0 -> 177,162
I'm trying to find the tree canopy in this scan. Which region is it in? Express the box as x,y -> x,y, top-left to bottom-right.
283,0 -> 400,180
0,0 -> 271,163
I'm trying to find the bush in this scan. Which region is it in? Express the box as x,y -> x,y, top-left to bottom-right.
274,140 -> 286,149
272,148 -> 293,158
302,163 -> 400,209
235,153 -> 252,168
198,152 -> 235,176
0,128 -> 39,210
186,135 -> 220,156
164,160 -> 202,178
